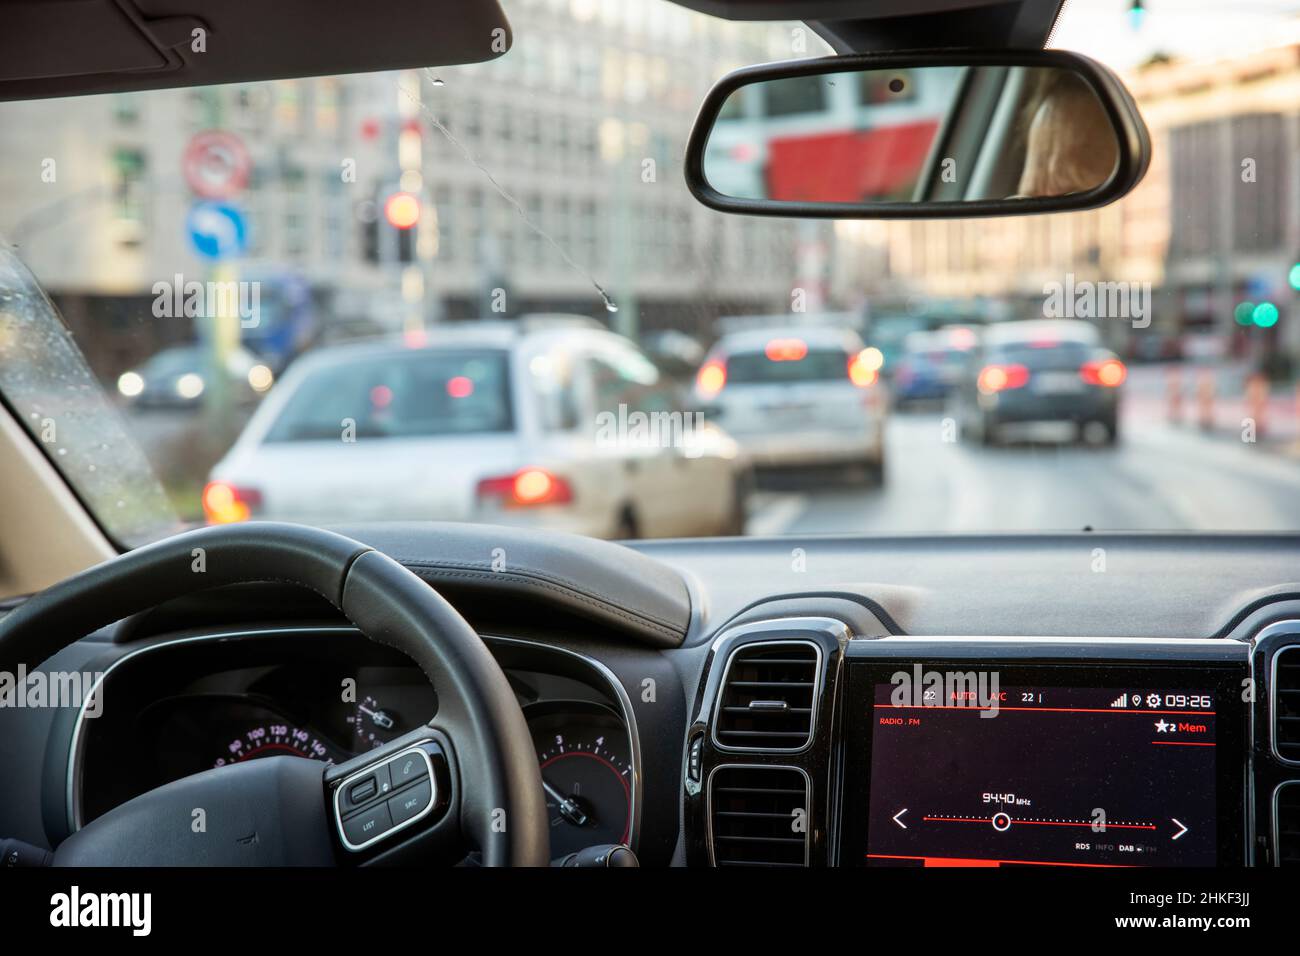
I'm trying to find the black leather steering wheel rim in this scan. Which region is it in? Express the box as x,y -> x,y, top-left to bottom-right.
0,522 -> 550,866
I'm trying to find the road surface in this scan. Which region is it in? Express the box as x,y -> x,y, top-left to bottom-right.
745,405 -> 1300,536
122,375 -> 1300,537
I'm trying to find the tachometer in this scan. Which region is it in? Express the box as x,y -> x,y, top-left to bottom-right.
528,703 -> 634,857
347,694 -> 400,751
213,722 -> 339,767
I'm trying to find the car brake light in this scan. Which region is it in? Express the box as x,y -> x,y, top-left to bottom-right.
446,375 -> 474,398
1080,358 -> 1127,387
697,359 -> 727,396
729,142 -> 758,162
848,348 -> 881,387
764,338 -> 808,362
202,481 -> 262,524
948,327 -> 977,350
476,468 -> 573,508
977,363 -> 1030,394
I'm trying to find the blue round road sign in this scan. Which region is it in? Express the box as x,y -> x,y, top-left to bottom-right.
187,201 -> 248,260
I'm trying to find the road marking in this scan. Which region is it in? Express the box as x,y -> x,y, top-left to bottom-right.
745,493 -> 809,536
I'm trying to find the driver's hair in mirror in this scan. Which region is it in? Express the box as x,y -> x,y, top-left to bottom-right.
1014,69 -> 1119,198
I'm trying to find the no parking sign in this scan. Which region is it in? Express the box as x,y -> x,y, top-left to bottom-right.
182,130 -> 250,200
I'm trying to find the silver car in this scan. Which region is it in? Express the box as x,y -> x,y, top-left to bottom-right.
693,325 -> 887,482
206,318 -> 748,537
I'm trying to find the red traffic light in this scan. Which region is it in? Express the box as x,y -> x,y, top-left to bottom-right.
383,192 -> 420,230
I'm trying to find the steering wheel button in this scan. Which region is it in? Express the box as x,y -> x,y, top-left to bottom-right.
341,802 -> 393,847
388,778 -> 433,826
347,776 -> 379,807
387,751 -> 429,786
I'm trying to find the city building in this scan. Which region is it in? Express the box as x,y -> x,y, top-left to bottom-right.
845,40 -> 1300,367
0,0 -> 824,381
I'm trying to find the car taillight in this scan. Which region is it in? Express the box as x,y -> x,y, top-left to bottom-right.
947,327 -> 977,350
202,481 -> 262,524
848,348 -> 882,388
729,142 -> 757,163
1080,358 -> 1127,387
476,469 -> 573,508
977,363 -> 1030,394
697,359 -> 727,396
764,338 -> 808,361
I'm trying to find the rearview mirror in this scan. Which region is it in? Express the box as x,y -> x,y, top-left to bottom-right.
685,51 -> 1150,219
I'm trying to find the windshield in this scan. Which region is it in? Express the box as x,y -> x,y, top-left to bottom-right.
1,0 -> 1299,565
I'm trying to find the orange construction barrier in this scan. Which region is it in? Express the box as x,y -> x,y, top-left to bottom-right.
1246,373 -> 1268,440
1196,369 -> 1215,431
1294,381 -> 1300,438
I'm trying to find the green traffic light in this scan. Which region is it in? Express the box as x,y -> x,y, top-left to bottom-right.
1289,262 -> 1300,292
1234,301 -> 1255,325
1252,302 -> 1279,328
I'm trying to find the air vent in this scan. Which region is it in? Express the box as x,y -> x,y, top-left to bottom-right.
713,641 -> 819,751
1276,783 -> 1300,866
709,765 -> 809,867
1275,646 -> 1300,762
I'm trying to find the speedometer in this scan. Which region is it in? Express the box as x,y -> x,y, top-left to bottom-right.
213,722 -> 340,768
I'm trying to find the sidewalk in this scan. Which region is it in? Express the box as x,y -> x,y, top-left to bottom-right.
1124,362 -> 1300,458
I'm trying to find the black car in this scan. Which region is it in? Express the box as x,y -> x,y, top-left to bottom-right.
956,319 -> 1126,445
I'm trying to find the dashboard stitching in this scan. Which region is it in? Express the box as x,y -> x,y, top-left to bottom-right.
1215,592 -> 1300,639
401,564 -> 686,639
714,591 -> 906,638
400,560 -> 682,627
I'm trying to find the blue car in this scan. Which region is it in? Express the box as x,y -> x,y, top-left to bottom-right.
891,330 -> 969,407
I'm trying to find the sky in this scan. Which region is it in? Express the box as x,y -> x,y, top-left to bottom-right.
1051,0 -> 1300,69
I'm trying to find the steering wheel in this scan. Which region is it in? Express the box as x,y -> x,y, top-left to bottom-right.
0,523 -> 550,866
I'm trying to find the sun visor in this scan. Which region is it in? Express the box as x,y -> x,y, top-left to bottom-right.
0,0 -> 512,101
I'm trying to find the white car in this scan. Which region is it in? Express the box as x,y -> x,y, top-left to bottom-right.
693,325 -> 887,482
205,318 -> 748,538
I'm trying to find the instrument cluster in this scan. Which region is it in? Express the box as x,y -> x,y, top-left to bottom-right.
77,632 -> 637,857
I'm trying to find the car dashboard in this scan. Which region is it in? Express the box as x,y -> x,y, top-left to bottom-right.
4,525 -> 1300,869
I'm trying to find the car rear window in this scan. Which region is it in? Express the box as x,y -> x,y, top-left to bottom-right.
726,347 -> 850,384
906,348 -> 966,368
264,350 -> 513,442
990,341 -> 1093,370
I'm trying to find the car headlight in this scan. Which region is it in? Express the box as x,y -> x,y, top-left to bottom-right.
117,371 -> 144,397
175,373 -> 205,399
247,364 -> 274,392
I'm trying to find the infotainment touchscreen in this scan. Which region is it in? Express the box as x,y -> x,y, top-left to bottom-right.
839,662 -> 1246,867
